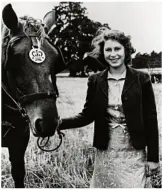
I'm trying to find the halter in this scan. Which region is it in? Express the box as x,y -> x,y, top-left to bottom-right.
2,31 -> 64,152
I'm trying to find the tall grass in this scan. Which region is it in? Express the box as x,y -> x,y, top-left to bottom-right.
1,78 -> 162,188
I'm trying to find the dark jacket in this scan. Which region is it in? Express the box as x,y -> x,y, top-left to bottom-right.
60,66 -> 159,162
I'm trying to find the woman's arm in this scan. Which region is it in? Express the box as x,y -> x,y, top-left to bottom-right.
142,73 -> 159,163
59,74 -> 96,130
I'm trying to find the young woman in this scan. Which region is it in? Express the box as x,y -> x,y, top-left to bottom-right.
59,28 -> 159,188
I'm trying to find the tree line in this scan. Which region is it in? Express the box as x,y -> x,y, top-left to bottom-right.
132,51 -> 162,69
49,2 -> 162,77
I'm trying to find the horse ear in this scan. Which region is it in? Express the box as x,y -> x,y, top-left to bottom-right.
43,10 -> 56,36
2,4 -> 18,31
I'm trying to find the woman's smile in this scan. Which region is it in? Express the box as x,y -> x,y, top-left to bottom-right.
110,58 -> 119,63
104,39 -> 125,69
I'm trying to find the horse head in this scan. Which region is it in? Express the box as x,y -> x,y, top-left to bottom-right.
2,4 -> 66,138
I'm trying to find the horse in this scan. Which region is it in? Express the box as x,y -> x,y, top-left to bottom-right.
1,4 -> 66,188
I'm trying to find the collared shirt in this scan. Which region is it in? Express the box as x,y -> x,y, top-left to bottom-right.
106,69 -> 127,130
107,69 -> 126,106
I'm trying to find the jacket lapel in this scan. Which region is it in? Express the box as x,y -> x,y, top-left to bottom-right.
97,66 -> 138,98
122,66 -> 138,95
98,68 -> 109,99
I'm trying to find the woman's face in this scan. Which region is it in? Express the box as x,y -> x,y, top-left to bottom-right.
103,39 -> 125,68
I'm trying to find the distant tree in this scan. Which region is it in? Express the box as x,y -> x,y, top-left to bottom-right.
149,51 -> 162,68
132,52 -> 149,68
132,51 -> 161,69
132,51 -> 162,83
49,2 -> 110,76
50,2 -> 87,62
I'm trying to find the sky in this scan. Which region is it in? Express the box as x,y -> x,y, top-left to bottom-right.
1,1 -> 162,55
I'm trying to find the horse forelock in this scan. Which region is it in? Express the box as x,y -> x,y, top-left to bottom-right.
20,16 -> 48,42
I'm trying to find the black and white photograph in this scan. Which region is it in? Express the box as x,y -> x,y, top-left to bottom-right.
1,1 -> 162,188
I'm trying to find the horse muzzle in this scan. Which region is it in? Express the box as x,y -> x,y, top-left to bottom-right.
34,117 -> 59,137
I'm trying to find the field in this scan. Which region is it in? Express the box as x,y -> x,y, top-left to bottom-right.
1,77 -> 162,188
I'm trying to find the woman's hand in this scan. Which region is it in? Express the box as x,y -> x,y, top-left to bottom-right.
146,162 -> 159,177
58,117 -> 62,128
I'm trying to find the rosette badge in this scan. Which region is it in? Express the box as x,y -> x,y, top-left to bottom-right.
29,47 -> 46,64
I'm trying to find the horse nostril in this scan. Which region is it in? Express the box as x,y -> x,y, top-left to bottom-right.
35,118 -> 43,134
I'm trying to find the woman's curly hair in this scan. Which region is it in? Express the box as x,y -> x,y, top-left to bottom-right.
88,27 -> 136,66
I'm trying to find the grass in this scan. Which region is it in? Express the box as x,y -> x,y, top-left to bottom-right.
1,77 -> 162,188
